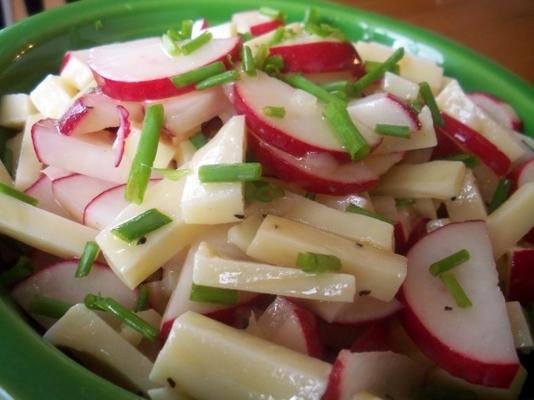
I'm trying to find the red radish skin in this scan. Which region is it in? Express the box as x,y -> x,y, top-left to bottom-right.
400,217 -> 430,255
88,37 -> 240,101
400,221 -> 519,388
508,159 -> 534,192
112,105 -> 130,167
24,174 -> 71,218
386,93 -> 422,129
439,113 -> 511,176
505,248 -> 534,305
350,322 -> 391,353
269,41 -> 359,74
60,49 -> 90,72
249,20 -> 284,36
469,92 -> 523,132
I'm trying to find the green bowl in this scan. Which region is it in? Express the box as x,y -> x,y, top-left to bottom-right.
0,1 -> 532,399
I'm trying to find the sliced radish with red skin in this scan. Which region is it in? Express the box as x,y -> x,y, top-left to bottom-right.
232,10 -> 274,33
322,350 -> 425,400
112,105 -> 130,167
469,92 -> 523,132
191,18 -> 209,37
24,174 -> 71,218
524,228 -> 534,245
58,89 -> 143,136
432,122 -> 462,159
269,41 -> 359,74
508,159 -> 534,192
60,49 -> 90,72
233,71 -> 381,161
350,322 -> 391,353
32,119 -> 132,183
42,166 -> 72,182
249,131 -> 403,195
88,37 -> 240,101
250,20 -> 284,36
11,260 -> 137,328
439,113 -> 511,176
505,248 -> 534,305
400,221 -> 519,388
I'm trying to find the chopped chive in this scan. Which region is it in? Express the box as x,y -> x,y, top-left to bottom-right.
263,55 -> 285,75
195,69 -> 239,90
180,19 -> 193,39
29,295 -> 72,319
303,7 -> 319,27
181,31 -> 212,55
75,241 -> 100,278
244,181 -> 285,203
166,28 -> 181,41
408,99 -> 423,114
152,167 -> 191,181
171,61 -> 225,88
262,106 -> 286,118
444,153 -> 479,168
346,203 -> 393,224
304,192 -> 316,201
365,60 -> 400,75
306,22 -> 344,39
330,90 -> 347,101
259,6 -> 283,20
242,45 -> 256,76
297,252 -> 342,273
190,132 -> 208,149
320,80 -> 350,93
395,198 -> 416,208
254,44 -> 269,69
439,272 -> 472,308
352,48 -> 405,94
198,163 -> 262,183
282,74 -> 345,105
240,32 -> 254,42
125,104 -> 164,204
134,284 -> 149,312
323,101 -> 370,161
111,208 -> 172,243
268,27 -> 286,46
0,182 -> 38,206
429,249 -> 470,276
161,33 -> 180,56
190,283 -> 239,305
375,123 -> 411,138
84,294 -> 158,341
488,178 -> 512,213
0,256 -> 32,288
419,81 -> 444,127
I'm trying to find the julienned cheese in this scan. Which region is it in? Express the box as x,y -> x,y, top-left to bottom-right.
0,93 -> 37,129
13,114 -> 43,191
29,74 -> 77,119
445,169 -> 487,222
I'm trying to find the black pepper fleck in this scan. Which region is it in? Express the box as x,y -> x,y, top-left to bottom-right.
450,197 -> 457,201
137,236 -> 147,245
359,290 -> 371,296
356,243 -> 363,248
444,306 -> 453,311
167,378 -> 176,388
274,224 -> 279,229
234,214 -> 245,219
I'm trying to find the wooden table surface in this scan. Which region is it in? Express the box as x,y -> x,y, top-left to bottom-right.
11,0 -> 534,84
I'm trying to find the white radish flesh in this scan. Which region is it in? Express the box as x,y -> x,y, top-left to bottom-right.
24,174 -> 70,218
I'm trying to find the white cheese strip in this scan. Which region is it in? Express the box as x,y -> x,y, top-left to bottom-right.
372,161 -> 466,200
96,177 -> 207,289
29,75 -> 76,119
13,114 -> 43,191
60,55 -> 94,90
0,192 -> 96,258
124,123 -> 175,169
193,242 -> 356,302
227,213 -> 264,253
0,94 -> 37,129
45,304 -> 157,393
445,169 -> 487,222
150,311 -> 332,400
180,116 -> 245,224
506,301 -> 534,353
382,72 -> 419,101
487,182 -> 534,258
246,215 -> 406,302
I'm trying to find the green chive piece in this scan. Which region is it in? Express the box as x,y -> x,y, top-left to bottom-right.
181,31 -> 212,55
190,283 -> 239,305
408,99 -> 423,114
0,256 -> 32,288
259,6 -> 283,20
75,241 -> 100,278
242,45 -> 256,77
306,22 -> 344,40
296,252 -> 342,273
166,28 -> 181,41
152,167 -> 191,181
198,163 -> 262,183
439,272 -> 472,308
125,104 -> 164,204
84,294 -> 158,341
135,285 -> 149,312
161,33 -> 180,56
268,27 -> 286,46
263,55 -> 285,75
429,249 -> 470,276
240,32 -> 254,42
0,182 -> 38,206
375,123 -> 411,138
488,178 -> 512,213
180,19 -> 193,39
304,192 -> 316,201
330,90 -> 348,101
244,181 -> 285,203
262,106 -> 286,118
365,60 -> 400,75
395,198 -> 416,208
282,74 -> 344,105
303,7 -> 319,27
29,295 -> 72,319
419,81 -> 444,127
352,48 -> 405,94
171,61 -> 225,88
320,80 -> 350,93
196,70 -> 239,90
111,208 -> 172,243
323,101 -> 370,161
444,153 -> 479,168
254,44 -> 269,69
190,132 -> 208,149
346,203 -> 393,224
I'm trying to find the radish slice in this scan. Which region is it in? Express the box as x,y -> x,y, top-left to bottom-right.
88,37 -> 240,101
60,49 -> 90,72
469,92 -> 523,132
249,130 -> 402,195
24,174 -> 71,218
250,20 -> 284,36
32,119 -> 132,183
400,221 -> 519,388
42,166 -> 72,182
350,323 -> 391,353
232,10 -> 274,33
113,105 -> 131,167
11,260 -> 137,328
508,159 -> 534,192
52,173 -> 117,222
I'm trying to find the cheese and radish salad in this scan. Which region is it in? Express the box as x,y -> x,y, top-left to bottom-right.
0,6 -> 534,400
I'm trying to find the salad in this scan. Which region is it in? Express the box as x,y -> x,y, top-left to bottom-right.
0,6 -> 533,400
